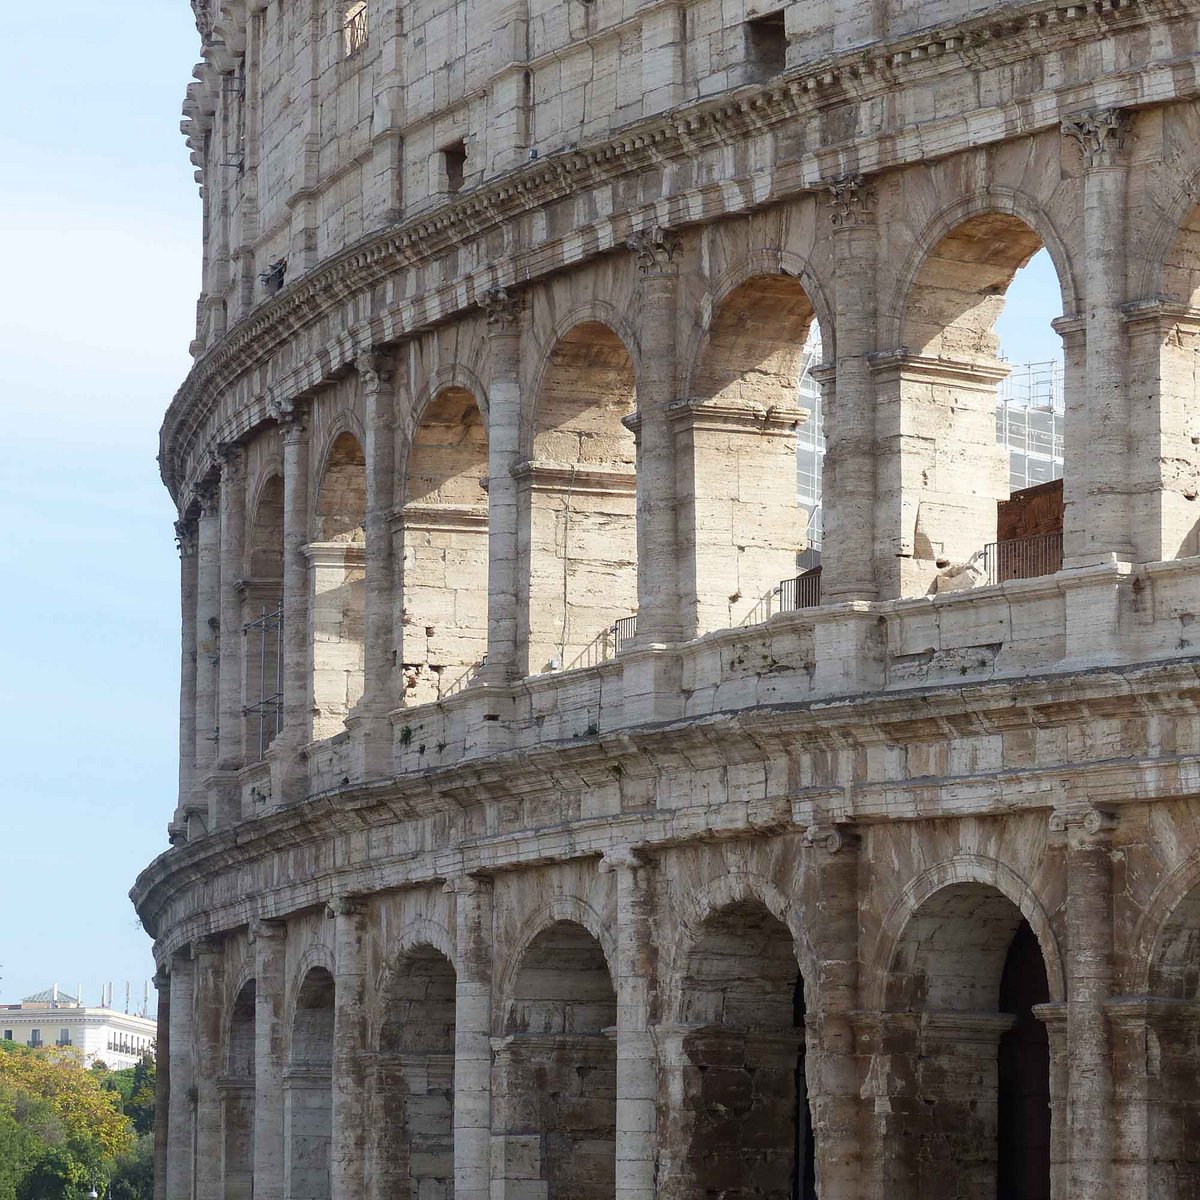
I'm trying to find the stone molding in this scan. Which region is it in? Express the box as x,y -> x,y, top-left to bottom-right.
627,225 -> 682,273
826,173 -> 876,228
1060,107 -> 1132,168
510,459 -> 638,495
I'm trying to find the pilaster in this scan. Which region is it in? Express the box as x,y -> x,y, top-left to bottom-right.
193,477 -> 223,832
1060,109 -> 1135,567
172,518 -> 199,845
476,286 -> 524,685
193,935 -> 226,1200
628,226 -> 684,646
600,848 -> 657,1200
267,396 -> 311,805
823,174 -> 880,602
347,347 -> 398,778
152,970 -> 171,1200
328,896 -> 369,1200
166,952 -> 195,1200
252,918 -> 288,1200
446,874 -> 494,1200
1051,801 -> 1118,1199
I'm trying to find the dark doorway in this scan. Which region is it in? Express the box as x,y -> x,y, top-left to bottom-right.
793,974 -> 817,1200
997,919 -> 1051,1200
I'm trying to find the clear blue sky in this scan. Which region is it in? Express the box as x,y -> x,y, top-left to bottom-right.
0,2 -> 1063,1007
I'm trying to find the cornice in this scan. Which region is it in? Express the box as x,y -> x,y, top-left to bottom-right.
160,0 -> 1198,503
131,654 -> 1200,953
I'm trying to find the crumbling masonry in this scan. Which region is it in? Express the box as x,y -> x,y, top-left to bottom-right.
135,0 -> 1200,1196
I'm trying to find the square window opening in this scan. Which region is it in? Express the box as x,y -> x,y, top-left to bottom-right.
745,10 -> 787,79
443,140 -> 467,194
343,0 -> 367,57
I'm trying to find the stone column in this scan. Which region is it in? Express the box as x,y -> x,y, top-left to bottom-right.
599,848 -> 657,1200
1051,802 -> 1117,1199
802,822 -> 862,1198
447,875 -> 493,1200
166,952 -> 195,1200
269,397 -> 310,804
193,936 -> 226,1200
328,896 -> 368,1200
349,347 -> 397,776
171,519 -> 199,845
476,287 -> 524,684
216,443 -> 247,775
253,919 -> 288,1200
822,175 -> 879,602
627,226 -> 683,646
193,477 -> 222,827
1061,110 -> 1134,567
152,970 -> 171,1200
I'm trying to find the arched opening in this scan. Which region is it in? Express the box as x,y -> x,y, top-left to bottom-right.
681,276 -> 817,631
286,967 -> 335,1200
224,980 -> 256,1200
372,946 -> 457,1198
888,214 -> 1068,598
244,475 -> 284,761
1134,205 -> 1200,561
878,883 -> 1052,1200
495,921 -> 617,1197
308,432 -> 366,738
1137,883 -> 1200,1196
521,322 -> 637,673
400,387 -> 489,703
673,899 -> 814,1199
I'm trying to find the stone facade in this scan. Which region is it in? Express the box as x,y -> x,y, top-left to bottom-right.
137,0 -> 1200,1196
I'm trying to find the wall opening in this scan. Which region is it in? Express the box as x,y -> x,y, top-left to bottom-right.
892,214 -> 1067,597
677,899 -> 814,1199
308,432 -> 366,738
224,980 -> 256,1200
372,946 -> 456,1199
880,883 -> 1053,1200
744,10 -> 788,81
522,322 -> 638,673
286,968 -> 335,1200
400,387 -> 489,703
685,274 -> 817,631
443,141 -> 467,195
496,921 -> 617,1198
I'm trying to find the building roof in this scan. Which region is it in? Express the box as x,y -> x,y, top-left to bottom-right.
21,988 -> 79,1005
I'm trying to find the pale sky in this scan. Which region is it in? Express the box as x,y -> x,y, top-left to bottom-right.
0,3 -> 1062,1006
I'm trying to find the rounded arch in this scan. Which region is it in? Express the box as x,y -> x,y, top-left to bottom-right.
866,854 -> 1066,1011
683,248 -> 835,398
226,977 -> 256,1078
311,427 -> 366,543
377,942 -> 457,1054
400,384 -> 489,507
883,188 -> 1082,352
288,965 -> 336,1067
497,895 -> 617,1011
387,916 -> 457,971
285,944 -> 336,1035
246,469 -> 284,578
664,869 -> 818,1023
408,363 -> 490,432
1134,161 -> 1200,303
1133,852 -> 1200,995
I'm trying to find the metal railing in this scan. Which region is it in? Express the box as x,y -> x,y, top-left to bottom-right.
343,1 -> 367,55
613,614 -> 637,654
778,566 -> 822,612
243,604 -> 284,761
983,530 -> 1063,585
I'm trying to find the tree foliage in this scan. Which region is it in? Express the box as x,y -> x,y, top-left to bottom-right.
0,1042 -> 142,1200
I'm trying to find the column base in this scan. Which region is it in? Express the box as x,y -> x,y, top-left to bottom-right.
201,769 -> 243,832
620,646 -> 683,726
343,705 -> 394,781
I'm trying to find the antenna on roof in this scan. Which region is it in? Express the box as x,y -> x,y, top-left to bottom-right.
125,982 -> 131,1014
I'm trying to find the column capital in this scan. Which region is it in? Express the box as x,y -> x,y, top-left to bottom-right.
442,872 -> 493,897
477,284 -> 523,328
325,894 -> 366,920
268,395 -> 307,434
192,477 -> 221,516
215,441 -> 245,479
355,346 -> 395,389
627,224 -> 682,273
175,518 -> 199,555
249,917 -> 288,944
1060,108 -> 1132,168
598,845 -> 650,875
152,969 -> 171,991
801,821 -> 861,854
826,172 -> 876,229
1049,802 -> 1119,840
192,934 -> 225,959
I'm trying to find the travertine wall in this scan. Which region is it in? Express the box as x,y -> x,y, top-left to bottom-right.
145,0 -> 1200,1197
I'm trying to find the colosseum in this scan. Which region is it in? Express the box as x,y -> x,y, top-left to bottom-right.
133,0 -> 1200,1195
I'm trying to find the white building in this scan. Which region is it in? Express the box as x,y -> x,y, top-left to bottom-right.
1,986 -> 156,1070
